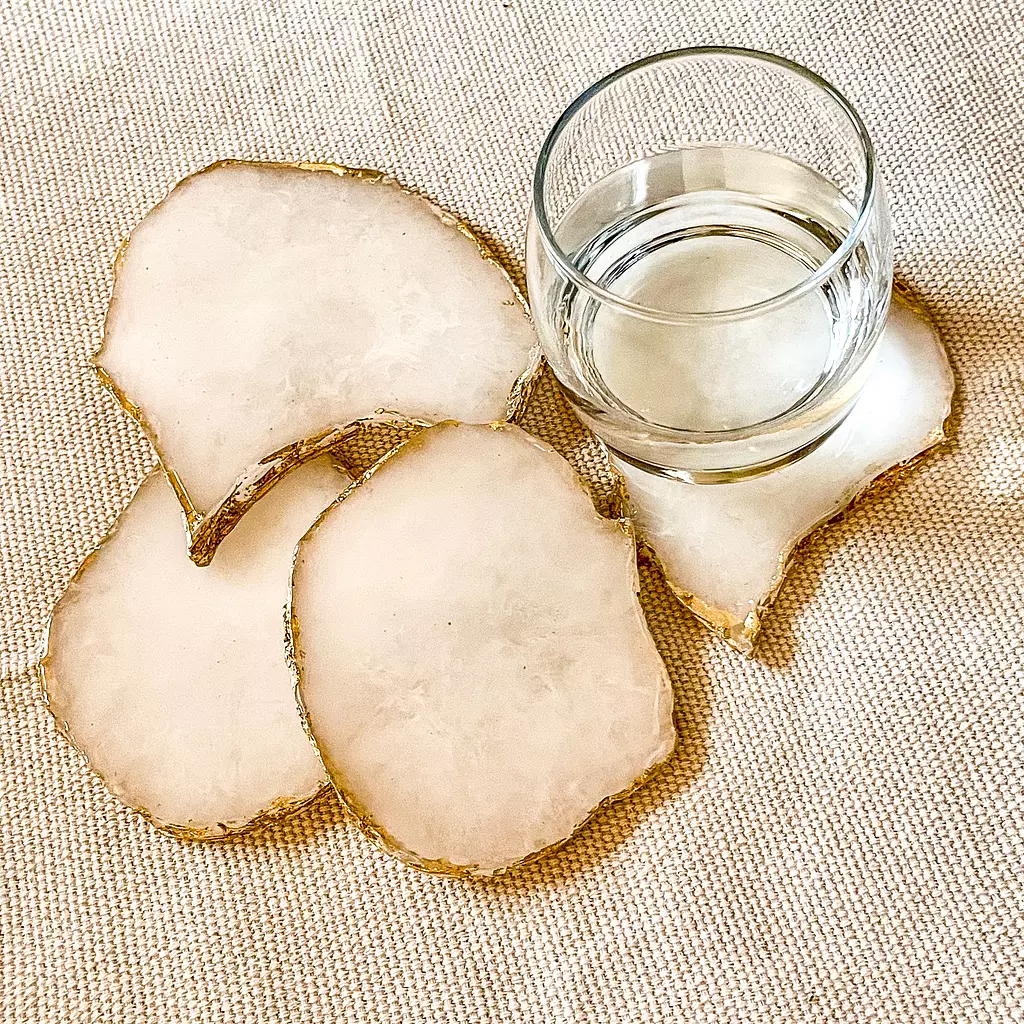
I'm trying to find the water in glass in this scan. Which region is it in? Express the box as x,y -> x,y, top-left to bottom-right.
554,145 -> 869,433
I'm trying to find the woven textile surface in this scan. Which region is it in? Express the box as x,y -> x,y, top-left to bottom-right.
2,1 -> 1022,1020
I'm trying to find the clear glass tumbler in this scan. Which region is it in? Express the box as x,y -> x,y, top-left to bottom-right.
526,47 -> 893,482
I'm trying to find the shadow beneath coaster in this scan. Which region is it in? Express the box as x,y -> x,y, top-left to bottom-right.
517,366 -> 629,519
750,433 -> 954,672
219,785 -> 349,850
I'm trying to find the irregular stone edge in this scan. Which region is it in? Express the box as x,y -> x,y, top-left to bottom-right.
286,420 -> 677,879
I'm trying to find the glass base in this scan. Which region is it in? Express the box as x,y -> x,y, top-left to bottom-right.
604,420 -> 846,485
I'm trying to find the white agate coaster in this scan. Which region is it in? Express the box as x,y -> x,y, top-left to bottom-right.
290,422 -> 675,876
41,459 -> 346,838
97,161 -> 540,565
615,294 -> 955,653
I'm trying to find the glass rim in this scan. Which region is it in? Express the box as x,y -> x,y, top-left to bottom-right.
531,45 -> 880,325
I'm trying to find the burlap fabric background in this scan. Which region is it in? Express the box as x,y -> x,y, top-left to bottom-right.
2,1 -> 1022,1021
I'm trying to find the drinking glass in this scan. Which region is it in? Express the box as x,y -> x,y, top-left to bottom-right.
526,47 -> 893,482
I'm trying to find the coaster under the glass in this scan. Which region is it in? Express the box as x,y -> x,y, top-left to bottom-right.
614,293 -> 954,653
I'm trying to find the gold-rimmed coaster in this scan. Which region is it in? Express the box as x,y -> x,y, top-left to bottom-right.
616,291 -> 954,653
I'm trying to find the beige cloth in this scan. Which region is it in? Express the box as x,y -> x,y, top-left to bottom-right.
2,1 -> 1022,1021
